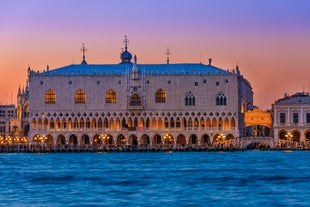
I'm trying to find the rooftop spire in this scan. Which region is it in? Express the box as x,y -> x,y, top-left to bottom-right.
165,47 -> 171,64
123,35 -> 129,51
81,43 -> 88,65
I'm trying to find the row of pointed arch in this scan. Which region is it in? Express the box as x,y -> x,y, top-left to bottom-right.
31,116 -> 236,132
31,133 -> 236,147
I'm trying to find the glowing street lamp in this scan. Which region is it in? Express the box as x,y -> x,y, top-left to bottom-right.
285,132 -> 293,148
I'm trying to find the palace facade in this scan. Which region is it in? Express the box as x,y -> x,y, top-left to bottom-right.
27,38 -> 253,150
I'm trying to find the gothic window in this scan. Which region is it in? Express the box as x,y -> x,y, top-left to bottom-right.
185,92 -> 195,106
130,94 -> 141,106
106,89 -> 116,103
216,93 -> 227,106
155,89 -> 166,103
45,89 -> 56,104
75,89 -> 86,104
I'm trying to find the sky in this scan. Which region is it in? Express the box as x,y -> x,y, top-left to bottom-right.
0,0 -> 309,109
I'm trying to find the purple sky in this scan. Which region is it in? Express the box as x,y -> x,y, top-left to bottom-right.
0,0 -> 309,109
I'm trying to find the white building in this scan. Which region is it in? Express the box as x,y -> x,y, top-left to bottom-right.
27,37 -> 253,150
273,92 -> 310,148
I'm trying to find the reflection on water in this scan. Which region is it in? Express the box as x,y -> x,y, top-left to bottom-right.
0,151 -> 310,206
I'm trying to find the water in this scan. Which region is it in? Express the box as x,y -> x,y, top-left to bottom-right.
1,151 -> 310,207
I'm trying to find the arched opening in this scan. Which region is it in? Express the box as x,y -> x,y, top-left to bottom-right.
69,135 -> 78,147
212,118 -> 217,130
218,118 -> 223,131
44,118 -> 48,130
68,118 -> 72,130
176,134 -> 186,147
81,134 -> 90,147
74,118 -> 78,130
200,117 -> 205,130
92,118 -> 96,130
176,117 -> 181,129
224,118 -> 229,131
117,134 -> 126,147
188,118 -> 193,130
98,118 -> 103,129
92,134 -> 102,148
45,89 -> 56,104
164,117 -> 169,129
129,134 -> 138,147
153,134 -> 162,147
116,118 -> 121,130
86,118 -> 91,130
158,118 -> 163,130
292,130 -> 301,142
189,134 -> 198,146
80,118 -> 85,130
194,118 -> 198,130
56,118 -> 60,130
110,118 -> 115,130
140,134 -> 150,147
50,118 -> 55,130
146,118 -> 150,130
151,118 -> 156,130
56,135 -> 66,149
201,134 -> 211,147
75,89 -> 86,104
230,118 -> 236,130
206,118 -> 211,130
104,118 -> 108,130
38,118 -> 42,130
61,118 -> 66,130
31,118 -> 36,130
182,117 -> 187,130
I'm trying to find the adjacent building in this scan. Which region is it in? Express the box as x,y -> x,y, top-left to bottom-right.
27,37 -> 254,149
273,92 -> 310,148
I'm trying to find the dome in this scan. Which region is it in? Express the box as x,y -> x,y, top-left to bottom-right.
120,50 -> 132,63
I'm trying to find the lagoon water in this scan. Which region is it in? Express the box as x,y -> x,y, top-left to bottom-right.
1,151 -> 310,207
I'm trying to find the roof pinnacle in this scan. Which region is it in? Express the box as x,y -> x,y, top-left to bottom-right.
81,43 -> 88,65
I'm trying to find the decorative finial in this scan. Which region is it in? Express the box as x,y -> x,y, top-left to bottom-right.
81,43 -> 87,65
123,35 -> 129,51
165,47 -> 171,64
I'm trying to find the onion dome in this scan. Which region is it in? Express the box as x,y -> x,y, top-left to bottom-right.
120,35 -> 132,64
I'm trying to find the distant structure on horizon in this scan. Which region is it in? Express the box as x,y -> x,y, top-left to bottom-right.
25,36 -> 254,149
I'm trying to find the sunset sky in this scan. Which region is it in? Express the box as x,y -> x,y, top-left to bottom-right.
0,0 -> 309,109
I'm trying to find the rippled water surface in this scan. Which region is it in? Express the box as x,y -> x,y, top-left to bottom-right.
1,151 -> 310,206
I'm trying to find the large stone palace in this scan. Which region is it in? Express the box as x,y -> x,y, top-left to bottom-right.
25,37 -> 253,149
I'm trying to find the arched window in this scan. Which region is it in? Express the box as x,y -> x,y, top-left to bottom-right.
106,89 -> 116,103
45,89 -> 56,104
75,89 -> 86,104
216,93 -> 227,106
185,92 -> 195,106
155,89 -> 166,103
130,94 -> 141,106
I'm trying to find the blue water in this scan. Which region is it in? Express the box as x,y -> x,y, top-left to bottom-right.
1,151 -> 310,207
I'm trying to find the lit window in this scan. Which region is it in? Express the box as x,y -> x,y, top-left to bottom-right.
75,89 -> 86,104
106,89 -> 116,103
155,89 -> 166,103
45,89 -> 56,104
216,93 -> 227,106
185,92 -> 195,106
130,94 -> 141,106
